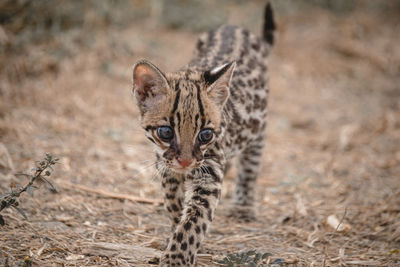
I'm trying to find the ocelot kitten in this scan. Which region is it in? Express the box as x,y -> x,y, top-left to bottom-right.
131,3 -> 275,266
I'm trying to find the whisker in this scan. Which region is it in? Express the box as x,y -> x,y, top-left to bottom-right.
151,161 -> 167,182
134,159 -> 153,165
130,161 -> 158,180
152,165 -> 162,182
124,144 -> 154,154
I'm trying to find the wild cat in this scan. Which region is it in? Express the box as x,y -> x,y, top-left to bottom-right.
131,3 -> 275,266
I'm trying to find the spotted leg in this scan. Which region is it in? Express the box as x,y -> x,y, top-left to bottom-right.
161,171 -> 185,231
159,159 -> 224,267
230,140 -> 264,221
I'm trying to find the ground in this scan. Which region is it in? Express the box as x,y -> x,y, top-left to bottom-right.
1,2 -> 399,267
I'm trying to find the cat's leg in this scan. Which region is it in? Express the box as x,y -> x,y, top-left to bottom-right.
161,171 -> 185,231
230,138 -> 265,221
159,159 -> 224,267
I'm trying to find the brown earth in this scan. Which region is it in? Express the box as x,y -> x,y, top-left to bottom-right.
1,2 -> 399,267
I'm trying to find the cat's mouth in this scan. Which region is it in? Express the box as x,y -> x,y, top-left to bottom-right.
168,160 -> 203,174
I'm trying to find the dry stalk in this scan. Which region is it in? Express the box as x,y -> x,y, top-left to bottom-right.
0,153 -> 58,225
60,181 -> 163,205
323,207 -> 348,266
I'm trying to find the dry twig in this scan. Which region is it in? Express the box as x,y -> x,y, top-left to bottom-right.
60,181 -> 163,205
0,153 -> 58,225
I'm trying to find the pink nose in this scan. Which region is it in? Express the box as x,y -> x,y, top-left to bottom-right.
177,157 -> 193,168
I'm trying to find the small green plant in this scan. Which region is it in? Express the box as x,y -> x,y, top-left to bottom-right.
216,250 -> 272,267
0,153 -> 59,226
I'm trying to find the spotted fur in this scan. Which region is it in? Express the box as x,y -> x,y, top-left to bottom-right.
131,3 -> 275,266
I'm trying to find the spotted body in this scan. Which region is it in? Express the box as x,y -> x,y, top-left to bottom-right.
131,4 -> 275,266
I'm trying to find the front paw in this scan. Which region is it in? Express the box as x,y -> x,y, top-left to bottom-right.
159,253 -> 176,267
159,252 -> 189,267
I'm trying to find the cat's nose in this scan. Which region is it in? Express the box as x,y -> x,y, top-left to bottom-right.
177,157 -> 193,168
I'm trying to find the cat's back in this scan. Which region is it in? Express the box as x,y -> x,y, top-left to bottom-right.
189,24 -> 271,72
187,7 -> 275,155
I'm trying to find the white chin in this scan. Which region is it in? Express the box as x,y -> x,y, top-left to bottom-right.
171,167 -> 192,174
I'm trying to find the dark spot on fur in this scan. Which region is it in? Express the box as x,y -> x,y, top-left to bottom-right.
176,232 -> 183,243
191,255 -> 195,264
207,210 -> 213,221
166,194 -> 175,199
171,204 -> 179,212
251,41 -> 260,51
167,178 -> 179,184
181,242 -> 187,251
193,195 -> 210,209
190,215 -> 198,223
202,223 -> 207,232
184,221 -> 192,231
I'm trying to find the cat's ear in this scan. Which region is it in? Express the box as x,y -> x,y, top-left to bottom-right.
204,61 -> 236,107
132,60 -> 169,113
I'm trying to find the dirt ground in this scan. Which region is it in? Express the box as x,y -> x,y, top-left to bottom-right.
1,2 -> 400,266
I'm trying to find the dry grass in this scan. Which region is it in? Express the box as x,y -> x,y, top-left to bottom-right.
1,2 -> 399,266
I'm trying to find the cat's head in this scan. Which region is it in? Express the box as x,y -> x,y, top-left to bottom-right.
132,59 -> 235,173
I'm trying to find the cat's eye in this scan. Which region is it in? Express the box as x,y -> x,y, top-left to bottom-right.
157,126 -> 174,142
198,129 -> 213,144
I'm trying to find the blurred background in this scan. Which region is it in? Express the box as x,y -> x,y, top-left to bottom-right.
0,0 -> 399,266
